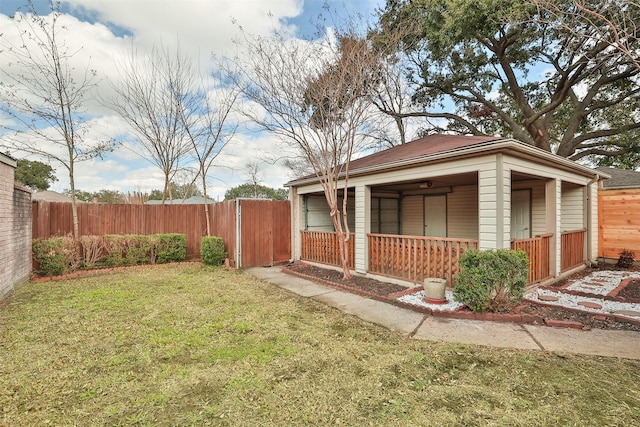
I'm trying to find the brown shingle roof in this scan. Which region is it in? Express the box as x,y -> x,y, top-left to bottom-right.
347,134 -> 503,171
287,134 -> 504,185
595,166 -> 640,189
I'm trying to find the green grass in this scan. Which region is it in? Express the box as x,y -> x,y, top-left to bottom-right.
1,264 -> 639,426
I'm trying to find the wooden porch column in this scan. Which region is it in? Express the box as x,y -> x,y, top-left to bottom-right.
546,178 -> 562,277
478,154 -> 511,250
354,185 -> 370,274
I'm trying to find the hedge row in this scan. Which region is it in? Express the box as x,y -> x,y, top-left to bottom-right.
32,233 -> 188,277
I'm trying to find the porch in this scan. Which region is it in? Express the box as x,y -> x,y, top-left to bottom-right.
288,136 -> 603,289
300,228 -> 588,286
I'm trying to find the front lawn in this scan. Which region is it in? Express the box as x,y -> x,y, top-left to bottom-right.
1,264 -> 638,426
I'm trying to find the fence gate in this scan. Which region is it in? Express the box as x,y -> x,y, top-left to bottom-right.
236,199 -> 291,268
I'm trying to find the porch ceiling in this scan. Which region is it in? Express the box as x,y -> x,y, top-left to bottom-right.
371,171 -> 541,194
372,172 -> 477,193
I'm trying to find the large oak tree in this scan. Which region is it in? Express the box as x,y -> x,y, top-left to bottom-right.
376,0 -> 640,163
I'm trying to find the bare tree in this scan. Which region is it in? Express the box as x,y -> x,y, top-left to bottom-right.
245,161 -> 262,198
0,1 -> 115,238
232,29 -> 380,279
108,45 -> 192,203
179,70 -> 239,235
533,0 -> 640,71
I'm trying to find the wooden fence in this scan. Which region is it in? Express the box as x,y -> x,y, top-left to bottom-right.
561,229 -> 586,272
368,234 -> 478,286
598,188 -> 640,259
300,230 -> 355,268
32,200 -> 290,268
511,233 -> 553,284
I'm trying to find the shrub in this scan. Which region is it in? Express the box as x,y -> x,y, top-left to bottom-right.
155,233 -> 187,263
453,249 -> 529,313
201,236 -> 227,265
616,249 -> 635,269
79,235 -> 104,269
104,234 -> 153,266
144,235 -> 160,264
32,236 -> 80,276
123,235 -> 149,266
104,235 -> 127,267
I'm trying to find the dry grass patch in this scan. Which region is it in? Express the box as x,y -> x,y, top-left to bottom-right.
1,264 -> 639,426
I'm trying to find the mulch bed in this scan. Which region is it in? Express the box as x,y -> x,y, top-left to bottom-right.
282,261 -> 640,332
617,279 -> 640,300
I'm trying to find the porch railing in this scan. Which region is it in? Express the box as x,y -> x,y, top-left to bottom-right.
300,230 -> 355,268
511,233 -> 553,284
368,234 -> 478,286
561,228 -> 586,272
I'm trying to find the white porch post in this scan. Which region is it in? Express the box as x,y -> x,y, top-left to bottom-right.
354,185 -> 370,274
478,154 -> 511,250
290,187 -> 302,261
546,178 -> 562,277
585,179 -> 599,264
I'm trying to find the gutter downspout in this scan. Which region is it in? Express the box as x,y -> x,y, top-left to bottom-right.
586,173 -> 600,266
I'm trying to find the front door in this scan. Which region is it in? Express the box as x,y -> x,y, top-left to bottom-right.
511,189 -> 531,239
424,195 -> 447,237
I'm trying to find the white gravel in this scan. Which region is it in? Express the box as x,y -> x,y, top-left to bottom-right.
524,270 -> 640,320
396,289 -> 464,312
396,270 -> 640,320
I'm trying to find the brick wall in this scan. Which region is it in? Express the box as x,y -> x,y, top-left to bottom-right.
0,153 -> 32,300
12,185 -> 32,287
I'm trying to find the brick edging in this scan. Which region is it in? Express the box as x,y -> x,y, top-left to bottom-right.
281,268 -> 549,326
538,285 -> 640,304
523,298 -> 640,326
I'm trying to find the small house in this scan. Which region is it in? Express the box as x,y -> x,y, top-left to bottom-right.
286,135 -> 607,286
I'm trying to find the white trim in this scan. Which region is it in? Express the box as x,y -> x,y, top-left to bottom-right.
287,139 -> 606,187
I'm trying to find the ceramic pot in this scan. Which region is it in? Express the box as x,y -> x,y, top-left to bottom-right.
423,278 -> 447,304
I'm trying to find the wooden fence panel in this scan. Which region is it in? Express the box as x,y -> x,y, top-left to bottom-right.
209,201 -> 237,265
511,233 -> 553,284
272,200 -> 292,264
239,199 -> 273,267
300,230 -> 355,268
367,234 -> 478,286
599,189 -> 640,259
561,229 -> 586,272
32,200 -> 290,267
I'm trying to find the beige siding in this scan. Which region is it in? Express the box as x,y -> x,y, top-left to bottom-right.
478,166 -> 499,249
304,195 -> 333,231
561,183 -> 584,231
513,180 -> 547,236
370,197 -> 380,233
447,185 -> 478,239
588,183 -> 598,262
370,197 -> 400,234
304,195 -> 355,231
354,185 -> 369,273
402,195 -> 423,236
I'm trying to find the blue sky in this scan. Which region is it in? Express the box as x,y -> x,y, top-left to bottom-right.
0,0 -> 384,200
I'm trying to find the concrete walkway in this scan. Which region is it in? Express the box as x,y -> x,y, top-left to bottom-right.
246,267 -> 640,360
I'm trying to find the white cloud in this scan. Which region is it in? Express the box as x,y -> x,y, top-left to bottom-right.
1,0 -> 384,200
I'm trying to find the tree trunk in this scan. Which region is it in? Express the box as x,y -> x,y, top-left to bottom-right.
202,173 -> 211,236
329,206 -> 352,280
69,166 -> 79,240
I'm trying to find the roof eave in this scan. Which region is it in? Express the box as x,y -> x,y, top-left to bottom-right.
287,138 -> 606,187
